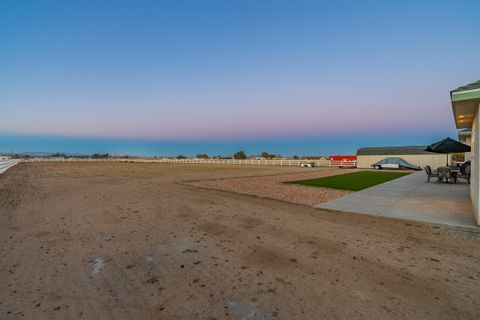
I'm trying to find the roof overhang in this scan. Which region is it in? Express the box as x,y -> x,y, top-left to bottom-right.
451,87 -> 480,129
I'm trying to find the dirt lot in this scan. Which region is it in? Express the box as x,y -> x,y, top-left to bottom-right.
190,167 -> 356,206
0,162 -> 479,320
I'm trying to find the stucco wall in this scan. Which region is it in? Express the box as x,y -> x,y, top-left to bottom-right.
464,136 -> 472,161
470,105 -> 479,225
357,154 -> 448,169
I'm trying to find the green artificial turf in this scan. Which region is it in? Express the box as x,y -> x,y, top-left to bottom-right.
287,171 -> 411,191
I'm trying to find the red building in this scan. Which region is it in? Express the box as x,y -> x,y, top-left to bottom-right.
329,155 -> 357,161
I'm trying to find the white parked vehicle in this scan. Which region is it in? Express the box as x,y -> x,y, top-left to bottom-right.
373,163 -> 399,170
372,157 -> 420,170
300,162 -> 315,168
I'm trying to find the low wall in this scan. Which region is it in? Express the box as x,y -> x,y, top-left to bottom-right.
0,160 -> 19,174
356,154 -> 447,169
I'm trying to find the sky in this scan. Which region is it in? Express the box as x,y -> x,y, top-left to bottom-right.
0,0 -> 479,156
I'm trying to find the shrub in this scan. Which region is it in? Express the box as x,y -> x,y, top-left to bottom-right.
260,151 -> 279,159
196,153 -> 209,159
233,151 -> 247,159
92,153 -> 109,159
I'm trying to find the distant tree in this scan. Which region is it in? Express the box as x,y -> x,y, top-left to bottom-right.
292,155 -> 299,159
196,153 -> 209,159
260,151 -> 279,159
91,153 -> 109,159
176,155 -> 187,159
233,151 -> 247,159
50,153 -> 67,158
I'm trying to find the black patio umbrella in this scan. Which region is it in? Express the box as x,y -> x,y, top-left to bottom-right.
425,137 -> 471,165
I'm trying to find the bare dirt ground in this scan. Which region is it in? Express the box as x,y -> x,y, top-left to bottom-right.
190,167 -> 358,206
0,162 -> 479,320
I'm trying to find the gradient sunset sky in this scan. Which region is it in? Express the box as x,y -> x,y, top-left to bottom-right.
1,0 -> 479,156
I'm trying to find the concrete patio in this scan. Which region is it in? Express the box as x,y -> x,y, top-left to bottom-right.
316,171 -> 478,229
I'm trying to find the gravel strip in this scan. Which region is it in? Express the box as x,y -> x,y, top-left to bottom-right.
191,167 -> 361,206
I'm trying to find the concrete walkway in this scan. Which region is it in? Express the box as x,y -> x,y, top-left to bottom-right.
316,171 -> 477,229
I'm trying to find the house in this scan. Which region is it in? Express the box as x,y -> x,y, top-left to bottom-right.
356,146 -> 446,169
450,80 -> 480,225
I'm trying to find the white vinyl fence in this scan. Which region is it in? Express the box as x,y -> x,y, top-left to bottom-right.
22,157 -> 357,168
0,159 -> 19,174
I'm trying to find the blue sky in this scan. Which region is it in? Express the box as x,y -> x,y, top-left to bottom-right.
0,0 -> 479,156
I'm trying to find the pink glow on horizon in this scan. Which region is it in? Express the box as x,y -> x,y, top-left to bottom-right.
0,103 -> 454,141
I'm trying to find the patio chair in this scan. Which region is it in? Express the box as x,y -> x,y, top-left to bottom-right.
437,166 -> 453,184
424,166 -> 437,182
456,164 -> 471,184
